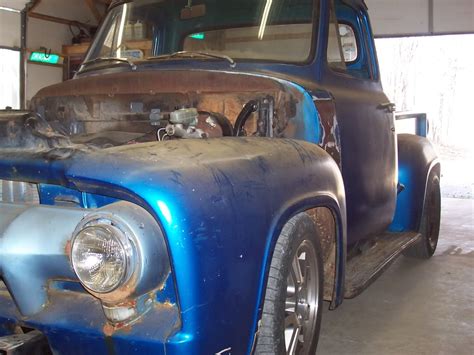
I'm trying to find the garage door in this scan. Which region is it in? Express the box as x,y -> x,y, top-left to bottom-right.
366,0 -> 474,37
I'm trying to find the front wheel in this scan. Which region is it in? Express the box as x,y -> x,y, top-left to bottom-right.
255,213 -> 323,354
404,171 -> 441,259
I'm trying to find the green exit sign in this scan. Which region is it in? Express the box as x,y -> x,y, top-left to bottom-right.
189,32 -> 205,40
29,51 -> 61,64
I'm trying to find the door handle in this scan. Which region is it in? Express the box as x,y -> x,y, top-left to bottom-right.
378,102 -> 396,113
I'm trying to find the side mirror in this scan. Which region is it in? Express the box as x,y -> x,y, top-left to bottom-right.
338,24 -> 357,62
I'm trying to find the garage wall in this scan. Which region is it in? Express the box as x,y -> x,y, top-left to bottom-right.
366,0 -> 474,37
26,0 -> 98,102
1,0 -> 100,105
0,10 -> 21,48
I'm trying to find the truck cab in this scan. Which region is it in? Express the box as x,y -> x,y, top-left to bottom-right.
0,0 -> 440,354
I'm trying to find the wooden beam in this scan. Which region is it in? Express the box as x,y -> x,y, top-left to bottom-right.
85,0 -> 102,23
27,0 -> 42,13
28,12 -> 96,30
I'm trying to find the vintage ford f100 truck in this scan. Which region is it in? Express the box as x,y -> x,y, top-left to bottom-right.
0,0 -> 440,354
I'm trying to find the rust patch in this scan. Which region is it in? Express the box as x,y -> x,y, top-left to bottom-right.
156,301 -> 175,310
315,100 -> 342,168
306,207 -> 337,301
102,299 -> 174,336
34,70 -> 283,98
64,239 -> 72,257
103,322 -> 133,337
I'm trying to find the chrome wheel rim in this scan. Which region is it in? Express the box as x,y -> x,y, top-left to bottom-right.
284,240 -> 319,354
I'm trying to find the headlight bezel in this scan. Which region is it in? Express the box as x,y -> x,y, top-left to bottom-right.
67,201 -> 172,325
70,215 -> 139,295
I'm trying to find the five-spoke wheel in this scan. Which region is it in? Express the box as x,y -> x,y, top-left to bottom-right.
284,241 -> 319,354
255,213 -> 323,354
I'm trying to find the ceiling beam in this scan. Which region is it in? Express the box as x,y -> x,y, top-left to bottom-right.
28,12 -> 96,30
26,0 -> 41,13
85,0 -> 102,23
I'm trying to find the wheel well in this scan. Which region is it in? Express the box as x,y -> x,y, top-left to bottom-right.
305,207 -> 337,302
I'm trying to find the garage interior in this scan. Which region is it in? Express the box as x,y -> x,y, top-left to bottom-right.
319,2 -> 473,353
0,0 -> 473,354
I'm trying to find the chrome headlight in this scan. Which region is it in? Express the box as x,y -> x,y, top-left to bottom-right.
71,221 -> 136,294
69,201 -> 171,326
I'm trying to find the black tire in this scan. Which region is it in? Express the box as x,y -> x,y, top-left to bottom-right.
404,171 -> 441,259
255,213 -> 324,355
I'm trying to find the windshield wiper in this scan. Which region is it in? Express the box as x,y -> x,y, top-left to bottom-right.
79,57 -> 137,72
148,51 -> 236,68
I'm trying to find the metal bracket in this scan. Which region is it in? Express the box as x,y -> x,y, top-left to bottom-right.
395,112 -> 428,137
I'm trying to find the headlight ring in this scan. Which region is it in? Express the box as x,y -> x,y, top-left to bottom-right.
70,216 -> 138,294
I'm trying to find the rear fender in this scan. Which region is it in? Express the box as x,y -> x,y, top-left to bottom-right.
390,134 -> 440,232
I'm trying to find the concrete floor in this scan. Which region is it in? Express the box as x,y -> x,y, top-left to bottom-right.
318,198 -> 474,355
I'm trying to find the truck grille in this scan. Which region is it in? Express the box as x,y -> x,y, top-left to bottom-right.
0,180 -> 39,204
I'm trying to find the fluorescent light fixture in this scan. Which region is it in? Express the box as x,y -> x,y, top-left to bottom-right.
0,6 -> 21,13
258,0 -> 273,40
116,3 -> 128,58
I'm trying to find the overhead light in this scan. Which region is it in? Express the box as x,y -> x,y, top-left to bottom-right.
116,3 -> 128,58
258,0 -> 273,40
0,6 -> 21,13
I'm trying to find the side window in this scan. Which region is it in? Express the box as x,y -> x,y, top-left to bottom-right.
327,2 -> 372,80
327,3 -> 346,71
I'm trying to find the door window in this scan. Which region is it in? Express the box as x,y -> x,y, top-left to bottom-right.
327,3 -> 346,71
327,2 -> 374,80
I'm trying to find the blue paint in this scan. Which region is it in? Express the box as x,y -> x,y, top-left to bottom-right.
389,164 -> 413,232
0,0 -> 436,353
157,200 -> 173,225
0,138 -> 345,354
38,184 -> 118,208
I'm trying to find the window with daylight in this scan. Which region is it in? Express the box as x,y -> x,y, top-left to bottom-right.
0,48 -> 20,109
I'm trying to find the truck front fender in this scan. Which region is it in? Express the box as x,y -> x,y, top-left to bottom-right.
0,138 -> 346,355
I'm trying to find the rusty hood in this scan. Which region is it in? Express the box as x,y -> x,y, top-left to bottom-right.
33,70 -> 285,99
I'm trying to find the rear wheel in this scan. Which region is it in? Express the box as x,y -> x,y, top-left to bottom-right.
255,213 -> 323,354
404,171 -> 441,259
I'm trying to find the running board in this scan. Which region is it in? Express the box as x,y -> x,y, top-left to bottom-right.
344,231 -> 421,298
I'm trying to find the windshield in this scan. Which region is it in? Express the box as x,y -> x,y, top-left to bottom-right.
83,0 -> 317,69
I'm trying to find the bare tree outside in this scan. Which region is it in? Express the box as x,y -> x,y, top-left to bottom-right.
376,35 -> 474,199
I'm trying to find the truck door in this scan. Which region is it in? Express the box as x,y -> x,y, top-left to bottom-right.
321,1 -> 397,244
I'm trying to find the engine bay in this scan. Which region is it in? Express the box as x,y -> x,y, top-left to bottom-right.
0,70 -> 306,151
33,91 -> 289,150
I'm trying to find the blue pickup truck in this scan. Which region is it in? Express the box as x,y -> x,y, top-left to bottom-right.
0,0 -> 440,354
